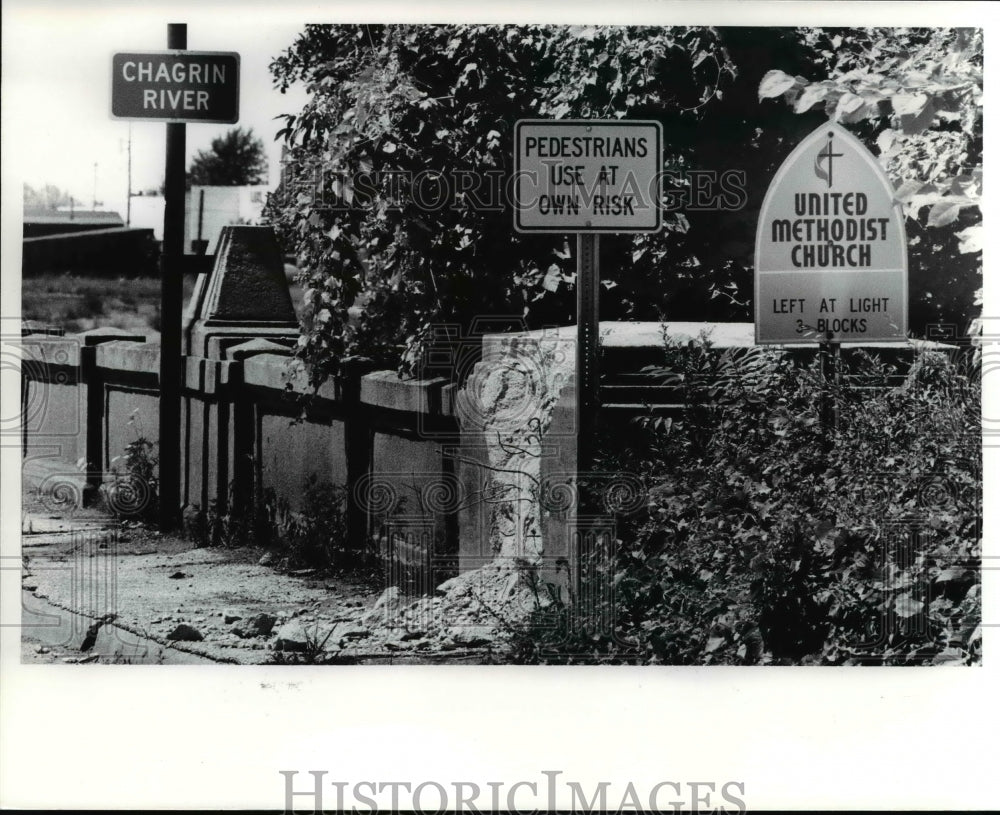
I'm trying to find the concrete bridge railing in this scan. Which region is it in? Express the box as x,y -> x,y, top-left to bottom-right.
20,225 -> 948,597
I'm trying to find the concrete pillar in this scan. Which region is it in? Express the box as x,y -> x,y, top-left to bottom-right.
340,357 -> 377,553
224,339 -> 292,521
184,225 -> 299,358
178,225 -> 300,527
78,329 -> 146,501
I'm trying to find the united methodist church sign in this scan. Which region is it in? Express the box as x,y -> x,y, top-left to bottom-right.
755,122 -> 907,343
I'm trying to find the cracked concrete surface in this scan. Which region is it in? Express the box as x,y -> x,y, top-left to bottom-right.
19,503 -> 528,665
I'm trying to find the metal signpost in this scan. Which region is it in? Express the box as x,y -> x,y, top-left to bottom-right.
755,120 -> 908,443
112,26 -> 240,530
514,118 -> 662,486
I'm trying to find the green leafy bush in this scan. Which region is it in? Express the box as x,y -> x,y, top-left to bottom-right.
267,25 -> 980,386
532,337 -> 980,665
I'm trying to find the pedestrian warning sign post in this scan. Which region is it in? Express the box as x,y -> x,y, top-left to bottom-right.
755,121 -> 908,344
514,120 -> 662,233
111,50 -> 239,123
513,119 -> 663,504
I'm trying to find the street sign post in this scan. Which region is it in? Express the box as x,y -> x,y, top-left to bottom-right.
111,27 -> 240,530
754,121 -> 908,344
755,120 -> 909,448
514,118 -> 662,502
111,50 -> 240,123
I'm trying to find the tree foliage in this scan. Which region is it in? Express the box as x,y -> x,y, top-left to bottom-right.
266,25 -> 982,383
188,126 -> 269,186
23,183 -> 73,211
266,25 -> 812,380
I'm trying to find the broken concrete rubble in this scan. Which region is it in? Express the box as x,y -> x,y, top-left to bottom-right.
273,620 -> 329,652
20,495 -> 558,664
167,623 -> 203,642
233,612 -> 277,639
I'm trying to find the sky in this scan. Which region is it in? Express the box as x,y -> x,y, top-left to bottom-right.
3,5 -> 310,217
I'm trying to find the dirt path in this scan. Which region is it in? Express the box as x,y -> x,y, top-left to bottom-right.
20,592 -> 217,665
19,500 -> 506,665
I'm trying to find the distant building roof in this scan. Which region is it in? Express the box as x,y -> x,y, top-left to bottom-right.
23,209 -> 124,226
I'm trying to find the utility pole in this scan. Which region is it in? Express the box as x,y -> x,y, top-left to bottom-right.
126,124 -> 132,226
158,22 -> 186,531
110,25 -> 239,531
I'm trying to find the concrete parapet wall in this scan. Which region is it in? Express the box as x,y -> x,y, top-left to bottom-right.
95,340 -> 160,374
360,370 -> 448,414
20,325 -> 461,571
21,310 -> 949,589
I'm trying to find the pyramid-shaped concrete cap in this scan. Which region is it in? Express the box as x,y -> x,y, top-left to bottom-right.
198,225 -> 297,323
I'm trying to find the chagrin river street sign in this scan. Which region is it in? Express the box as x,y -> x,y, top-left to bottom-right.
111,51 -> 240,123
755,121 -> 908,344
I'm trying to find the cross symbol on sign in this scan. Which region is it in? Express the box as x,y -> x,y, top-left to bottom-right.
814,133 -> 844,189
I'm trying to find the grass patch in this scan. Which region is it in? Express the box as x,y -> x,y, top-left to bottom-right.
22,273 -> 194,338
23,269 -> 305,337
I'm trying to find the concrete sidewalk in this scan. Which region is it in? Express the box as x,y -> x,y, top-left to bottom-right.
18,503 -> 505,665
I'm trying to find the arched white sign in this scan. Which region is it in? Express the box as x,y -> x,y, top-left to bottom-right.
754,121 -> 908,344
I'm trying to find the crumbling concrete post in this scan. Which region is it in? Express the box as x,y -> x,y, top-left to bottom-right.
455,329 -> 574,574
